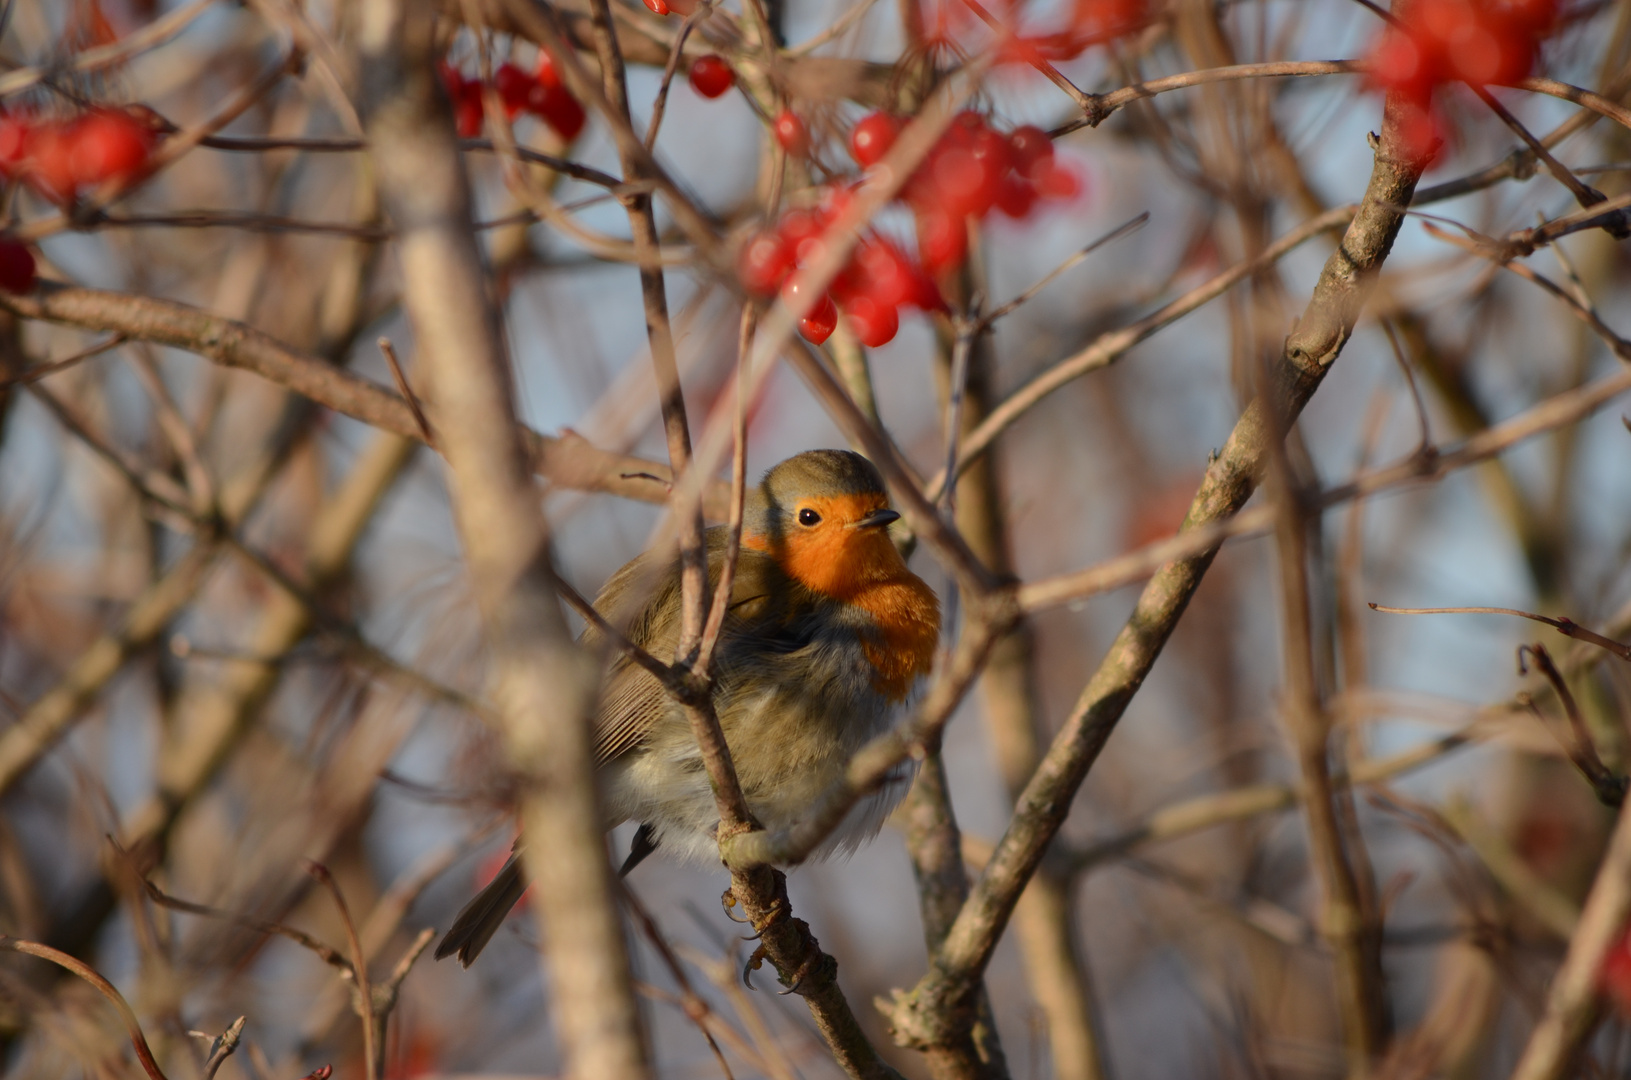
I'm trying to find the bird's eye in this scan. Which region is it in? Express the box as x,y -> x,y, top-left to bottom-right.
797,508 -> 821,527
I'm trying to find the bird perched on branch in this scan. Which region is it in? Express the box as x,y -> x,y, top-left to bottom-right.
436,449 -> 940,966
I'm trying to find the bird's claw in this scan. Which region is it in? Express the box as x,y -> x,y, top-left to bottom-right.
742,943 -> 768,990
721,886 -> 751,924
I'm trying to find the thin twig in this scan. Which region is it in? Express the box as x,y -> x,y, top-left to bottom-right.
377,338 -> 433,446
644,2 -> 715,150
1369,604 -> 1631,662
1516,643 -> 1626,807
201,1016 -> 247,1080
978,213 -> 1149,329
622,883 -> 737,1080
0,333 -> 126,388
0,937 -> 170,1080
307,862 -> 377,1080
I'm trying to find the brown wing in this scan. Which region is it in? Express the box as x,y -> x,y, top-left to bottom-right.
586,530 -> 784,765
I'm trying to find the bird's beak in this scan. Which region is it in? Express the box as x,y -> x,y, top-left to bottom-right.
849,507 -> 901,530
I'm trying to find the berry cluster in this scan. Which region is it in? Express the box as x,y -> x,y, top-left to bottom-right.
1367,0 -> 1558,156
739,192 -> 944,348
440,53 -> 586,142
873,112 -> 1079,274
0,108 -> 155,206
738,110 -> 1077,348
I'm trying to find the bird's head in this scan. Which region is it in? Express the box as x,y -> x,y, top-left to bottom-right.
743,450 -> 908,600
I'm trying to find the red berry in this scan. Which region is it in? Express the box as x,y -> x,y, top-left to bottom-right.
773,110 -> 810,156
533,85 -> 586,141
494,63 -> 534,117
23,123 -> 77,205
908,269 -> 947,312
776,208 -> 825,263
853,239 -> 915,309
688,56 -> 735,99
644,0 -> 671,13
68,110 -> 153,188
0,237 -> 35,292
1604,926 -> 1631,1017
1368,29 -> 1438,102
1008,125 -> 1054,179
454,84 -> 484,138
535,50 -> 563,90
915,208 -> 967,273
950,110 -> 987,139
850,112 -> 899,167
738,230 -> 793,296
438,61 -> 465,97
995,173 -> 1038,218
799,294 -> 838,345
931,146 -> 994,218
814,182 -> 856,226
1033,158 -> 1082,201
842,296 -> 899,348
0,112 -> 33,178
784,276 -> 837,345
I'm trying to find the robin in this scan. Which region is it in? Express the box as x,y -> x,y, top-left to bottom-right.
436,449 -> 941,966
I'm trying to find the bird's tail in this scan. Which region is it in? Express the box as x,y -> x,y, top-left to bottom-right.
435,827 -> 660,968
434,854 -> 527,968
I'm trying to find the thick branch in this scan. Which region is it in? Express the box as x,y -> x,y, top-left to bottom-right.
356,2 -> 650,1077
880,89 -> 1428,1051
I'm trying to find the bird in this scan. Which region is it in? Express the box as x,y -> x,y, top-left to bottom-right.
435,449 -> 941,967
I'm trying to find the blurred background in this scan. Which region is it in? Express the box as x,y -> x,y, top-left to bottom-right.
2,0 -> 1631,1077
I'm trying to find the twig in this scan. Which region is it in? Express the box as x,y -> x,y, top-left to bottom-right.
1470,85 -> 1628,236
643,2 -> 716,150
695,307 -> 755,677
1369,604 -> 1631,662
377,338 -> 433,446
0,283 -> 704,510
201,1016 -> 248,1080
0,333 -> 126,388
978,213 -> 1149,329
1440,799 -> 1580,942
0,0 -> 215,96
1052,60 -> 1362,136
1264,382 -> 1389,1067
959,0 -> 1093,113
622,883 -> 737,1080
931,204 -> 1358,498
0,542 -> 219,795
307,862 -> 377,1080
136,869 -> 350,970
555,573 -> 681,692
1378,319 -> 1431,454
0,936 -> 170,1080
1516,644 -> 1627,807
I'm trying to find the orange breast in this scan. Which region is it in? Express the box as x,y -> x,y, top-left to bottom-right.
743,493 -> 941,703
852,577 -> 941,702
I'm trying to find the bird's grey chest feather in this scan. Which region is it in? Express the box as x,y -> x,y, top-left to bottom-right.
602,602 -> 920,862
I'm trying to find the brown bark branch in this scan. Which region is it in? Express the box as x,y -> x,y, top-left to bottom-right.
355,4 -> 650,1076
